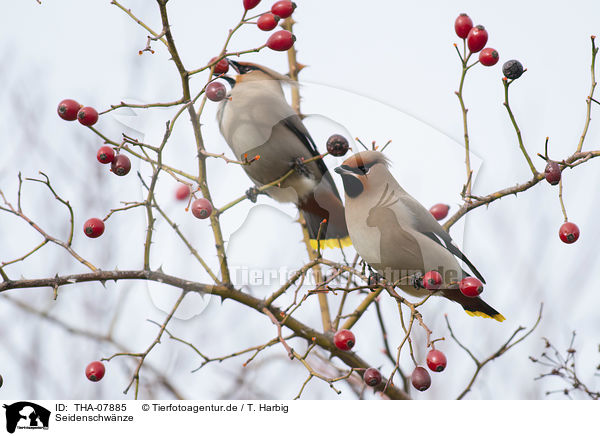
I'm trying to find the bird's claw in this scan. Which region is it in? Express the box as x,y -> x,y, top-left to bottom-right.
410,272 -> 424,289
368,272 -> 382,290
290,157 -> 310,177
245,187 -> 260,203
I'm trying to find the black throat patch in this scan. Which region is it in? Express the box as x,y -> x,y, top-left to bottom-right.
341,174 -> 364,198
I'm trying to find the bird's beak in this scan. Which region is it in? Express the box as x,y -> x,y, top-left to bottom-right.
221,75 -> 236,87
334,165 -> 354,176
227,59 -> 242,74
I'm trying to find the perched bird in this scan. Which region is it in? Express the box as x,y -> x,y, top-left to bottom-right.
334,151 -> 504,321
217,60 -> 350,249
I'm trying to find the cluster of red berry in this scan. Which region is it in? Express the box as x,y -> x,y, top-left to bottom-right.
455,13 -> 499,67
422,270 -> 482,297
409,348 -> 449,391
58,99 -> 131,177
204,1 -> 297,104
57,99 -> 99,126
332,329 -> 447,392
452,14 -> 580,247
245,0 -> 297,51
57,99 -> 134,241
57,98 -> 212,247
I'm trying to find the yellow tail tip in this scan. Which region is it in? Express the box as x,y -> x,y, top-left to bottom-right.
465,310 -> 506,322
309,236 -> 353,250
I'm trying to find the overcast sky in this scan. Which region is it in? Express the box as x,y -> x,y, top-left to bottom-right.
0,0 -> 599,400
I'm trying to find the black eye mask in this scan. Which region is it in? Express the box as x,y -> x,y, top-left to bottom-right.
338,162 -> 375,175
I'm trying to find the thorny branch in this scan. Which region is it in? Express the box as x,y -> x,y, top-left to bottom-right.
2,2 -> 599,401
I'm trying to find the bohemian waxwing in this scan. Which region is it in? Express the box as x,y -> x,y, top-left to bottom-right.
217,60 -> 350,249
334,151 -> 504,321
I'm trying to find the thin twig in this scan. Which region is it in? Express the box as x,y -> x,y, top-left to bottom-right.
576,36 -> 598,153
502,78 -> 538,176
446,303 -> 543,399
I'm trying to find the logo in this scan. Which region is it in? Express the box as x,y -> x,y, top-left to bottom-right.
3,402 -> 50,433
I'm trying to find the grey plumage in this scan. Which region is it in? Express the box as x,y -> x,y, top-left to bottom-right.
335,151 -> 504,321
217,61 -> 349,245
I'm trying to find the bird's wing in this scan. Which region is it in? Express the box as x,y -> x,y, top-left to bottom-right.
399,193 -> 486,283
219,86 -> 297,152
281,115 -> 342,195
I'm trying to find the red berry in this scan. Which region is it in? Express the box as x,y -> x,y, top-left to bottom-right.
96,146 -> 115,164
77,106 -> 99,126
271,1 -> 296,18
243,0 -> 261,10
411,366 -> 431,391
545,161 -> 561,185
175,184 -> 191,201
467,25 -> 488,53
429,203 -> 450,220
83,218 -> 105,238
85,361 -> 105,382
363,368 -> 382,387
209,57 -> 229,75
426,349 -> 447,372
206,82 -> 227,102
191,198 -> 213,219
423,270 -> 443,290
459,277 -> 483,297
333,329 -> 355,351
111,154 -> 131,176
326,134 -> 349,157
559,222 -> 580,244
266,30 -> 296,51
257,13 -> 280,31
479,48 -> 499,66
57,99 -> 81,121
454,13 -> 473,39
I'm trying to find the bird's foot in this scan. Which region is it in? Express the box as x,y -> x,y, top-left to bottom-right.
410,272 -> 424,289
290,157 -> 310,177
245,187 -> 260,203
368,272 -> 382,290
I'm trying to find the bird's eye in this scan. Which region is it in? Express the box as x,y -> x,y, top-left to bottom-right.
357,165 -> 372,175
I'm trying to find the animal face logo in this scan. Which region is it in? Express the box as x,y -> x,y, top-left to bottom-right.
3,402 -> 50,433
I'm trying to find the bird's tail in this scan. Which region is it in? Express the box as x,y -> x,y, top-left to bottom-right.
299,190 -> 351,250
441,290 -> 505,322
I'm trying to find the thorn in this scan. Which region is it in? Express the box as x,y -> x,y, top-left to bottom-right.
295,62 -> 307,73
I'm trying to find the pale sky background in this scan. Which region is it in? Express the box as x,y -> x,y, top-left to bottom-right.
0,0 -> 599,400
